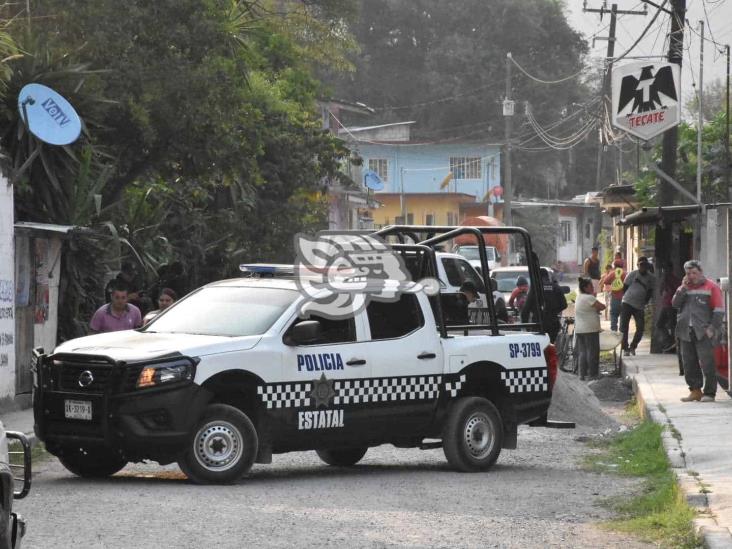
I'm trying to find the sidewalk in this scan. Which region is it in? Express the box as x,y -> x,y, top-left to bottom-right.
624,340 -> 732,548
0,406 -> 35,444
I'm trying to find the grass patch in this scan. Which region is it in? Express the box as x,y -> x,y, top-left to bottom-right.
9,440 -> 50,466
585,420 -> 700,548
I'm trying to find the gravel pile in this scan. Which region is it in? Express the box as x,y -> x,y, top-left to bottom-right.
548,370 -> 622,432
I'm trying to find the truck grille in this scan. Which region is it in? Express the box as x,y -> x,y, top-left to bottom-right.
54,358 -> 115,393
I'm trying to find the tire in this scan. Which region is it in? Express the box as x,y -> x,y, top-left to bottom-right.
316,447 -> 368,467
57,446 -> 127,478
443,397 -> 503,472
178,404 -> 257,485
557,331 -> 573,373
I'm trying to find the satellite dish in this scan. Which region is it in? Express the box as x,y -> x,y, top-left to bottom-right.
18,83 -> 82,146
363,169 -> 384,191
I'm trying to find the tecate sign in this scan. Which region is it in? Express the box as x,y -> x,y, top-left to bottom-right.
611,62 -> 681,141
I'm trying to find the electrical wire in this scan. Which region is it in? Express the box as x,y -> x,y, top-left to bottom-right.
613,0 -> 668,64
523,105 -> 597,149
701,0 -> 724,60
508,54 -> 585,85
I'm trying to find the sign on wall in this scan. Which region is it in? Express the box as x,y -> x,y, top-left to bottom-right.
611,62 -> 681,141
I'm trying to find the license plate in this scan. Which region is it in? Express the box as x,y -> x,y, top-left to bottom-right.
64,399 -> 92,420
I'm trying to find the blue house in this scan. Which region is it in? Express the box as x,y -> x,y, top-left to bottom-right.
341,122 -> 502,200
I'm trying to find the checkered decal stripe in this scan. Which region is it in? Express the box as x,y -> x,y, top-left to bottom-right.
257,383 -> 312,409
500,369 -> 548,394
333,376 -> 443,405
256,374 -> 476,408
445,374 -> 466,397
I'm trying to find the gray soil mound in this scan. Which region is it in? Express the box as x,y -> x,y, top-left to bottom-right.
548,370 -> 621,432
587,376 -> 633,402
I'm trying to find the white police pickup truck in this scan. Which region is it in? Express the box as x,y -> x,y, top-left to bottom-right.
32,226 -> 562,484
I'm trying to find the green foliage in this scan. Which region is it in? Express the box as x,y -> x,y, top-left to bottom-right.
323,0 -> 596,199
631,110 -> 731,206
2,0 -> 358,336
586,420 -> 699,548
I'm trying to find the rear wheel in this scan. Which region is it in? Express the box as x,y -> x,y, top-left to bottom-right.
58,447 -> 127,478
178,404 -> 257,485
443,397 -> 503,472
316,447 -> 368,467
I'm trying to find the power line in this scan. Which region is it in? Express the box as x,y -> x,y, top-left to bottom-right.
371,85 -> 494,112
701,0 -> 724,60
613,0 -> 669,64
508,54 -> 585,85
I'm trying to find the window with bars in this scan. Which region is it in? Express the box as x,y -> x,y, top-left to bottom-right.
560,220 -> 572,243
449,157 -> 482,180
368,158 -> 389,182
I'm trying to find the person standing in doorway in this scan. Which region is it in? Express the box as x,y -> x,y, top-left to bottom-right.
574,276 -> 606,380
674,260 -> 724,403
619,257 -> 655,356
583,247 -> 602,294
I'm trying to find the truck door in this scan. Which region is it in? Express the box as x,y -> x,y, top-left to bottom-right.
362,293 -> 444,435
278,311 -> 374,447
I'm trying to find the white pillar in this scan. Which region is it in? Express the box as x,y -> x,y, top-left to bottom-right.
0,176 -> 15,403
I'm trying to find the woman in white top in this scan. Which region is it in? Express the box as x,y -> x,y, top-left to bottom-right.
574,277 -> 606,380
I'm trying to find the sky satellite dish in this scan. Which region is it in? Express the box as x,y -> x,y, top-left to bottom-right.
363,169 -> 384,191
18,83 -> 82,146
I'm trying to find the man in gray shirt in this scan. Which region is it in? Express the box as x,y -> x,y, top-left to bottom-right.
620,257 -> 655,355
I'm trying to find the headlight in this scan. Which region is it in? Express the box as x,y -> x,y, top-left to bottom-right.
136,359 -> 194,389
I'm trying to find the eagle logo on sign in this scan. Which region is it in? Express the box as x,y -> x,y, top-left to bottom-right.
617,65 -> 677,114
611,62 -> 681,141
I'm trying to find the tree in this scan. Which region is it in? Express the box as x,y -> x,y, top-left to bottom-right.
1,1 -> 358,337
633,111 -> 730,206
322,0 -> 597,198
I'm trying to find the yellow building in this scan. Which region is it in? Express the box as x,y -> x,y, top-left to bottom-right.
370,193 -> 479,228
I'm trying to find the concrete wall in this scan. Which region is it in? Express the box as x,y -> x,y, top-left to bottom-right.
0,178 -> 14,404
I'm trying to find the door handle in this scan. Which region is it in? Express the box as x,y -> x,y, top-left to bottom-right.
417,352 -> 437,360
346,358 -> 367,366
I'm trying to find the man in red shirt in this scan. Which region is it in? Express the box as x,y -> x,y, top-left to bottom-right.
673,260 -> 725,402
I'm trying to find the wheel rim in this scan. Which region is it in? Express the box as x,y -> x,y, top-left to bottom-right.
193,420 -> 243,472
463,411 -> 495,460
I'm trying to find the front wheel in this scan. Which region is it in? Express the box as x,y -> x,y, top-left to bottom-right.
58,447 -> 127,478
178,404 -> 258,485
316,447 -> 368,466
443,397 -> 503,472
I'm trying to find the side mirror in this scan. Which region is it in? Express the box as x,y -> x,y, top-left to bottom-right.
560,285 -> 571,294
284,320 -> 323,346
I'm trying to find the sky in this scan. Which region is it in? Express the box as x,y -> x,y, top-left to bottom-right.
565,0 -> 732,115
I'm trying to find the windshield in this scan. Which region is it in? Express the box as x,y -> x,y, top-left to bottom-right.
144,286 -> 298,337
493,270 -> 530,293
455,246 -> 495,261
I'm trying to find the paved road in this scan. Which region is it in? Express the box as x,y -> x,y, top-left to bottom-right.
16,426 -> 653,549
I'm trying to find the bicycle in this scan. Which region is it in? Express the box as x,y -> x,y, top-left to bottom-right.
556,316 -> 577,374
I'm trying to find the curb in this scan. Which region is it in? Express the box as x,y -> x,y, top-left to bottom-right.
631,370 -> 732,549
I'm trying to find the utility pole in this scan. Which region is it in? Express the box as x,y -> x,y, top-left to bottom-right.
696,20 -> 704,206
726,44 -> 730,201
584,2 -> 647,190
503,53 -> 514,227
659,0 -> 686,206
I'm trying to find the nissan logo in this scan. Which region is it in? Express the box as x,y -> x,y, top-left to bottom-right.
78,370 -> 94,388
